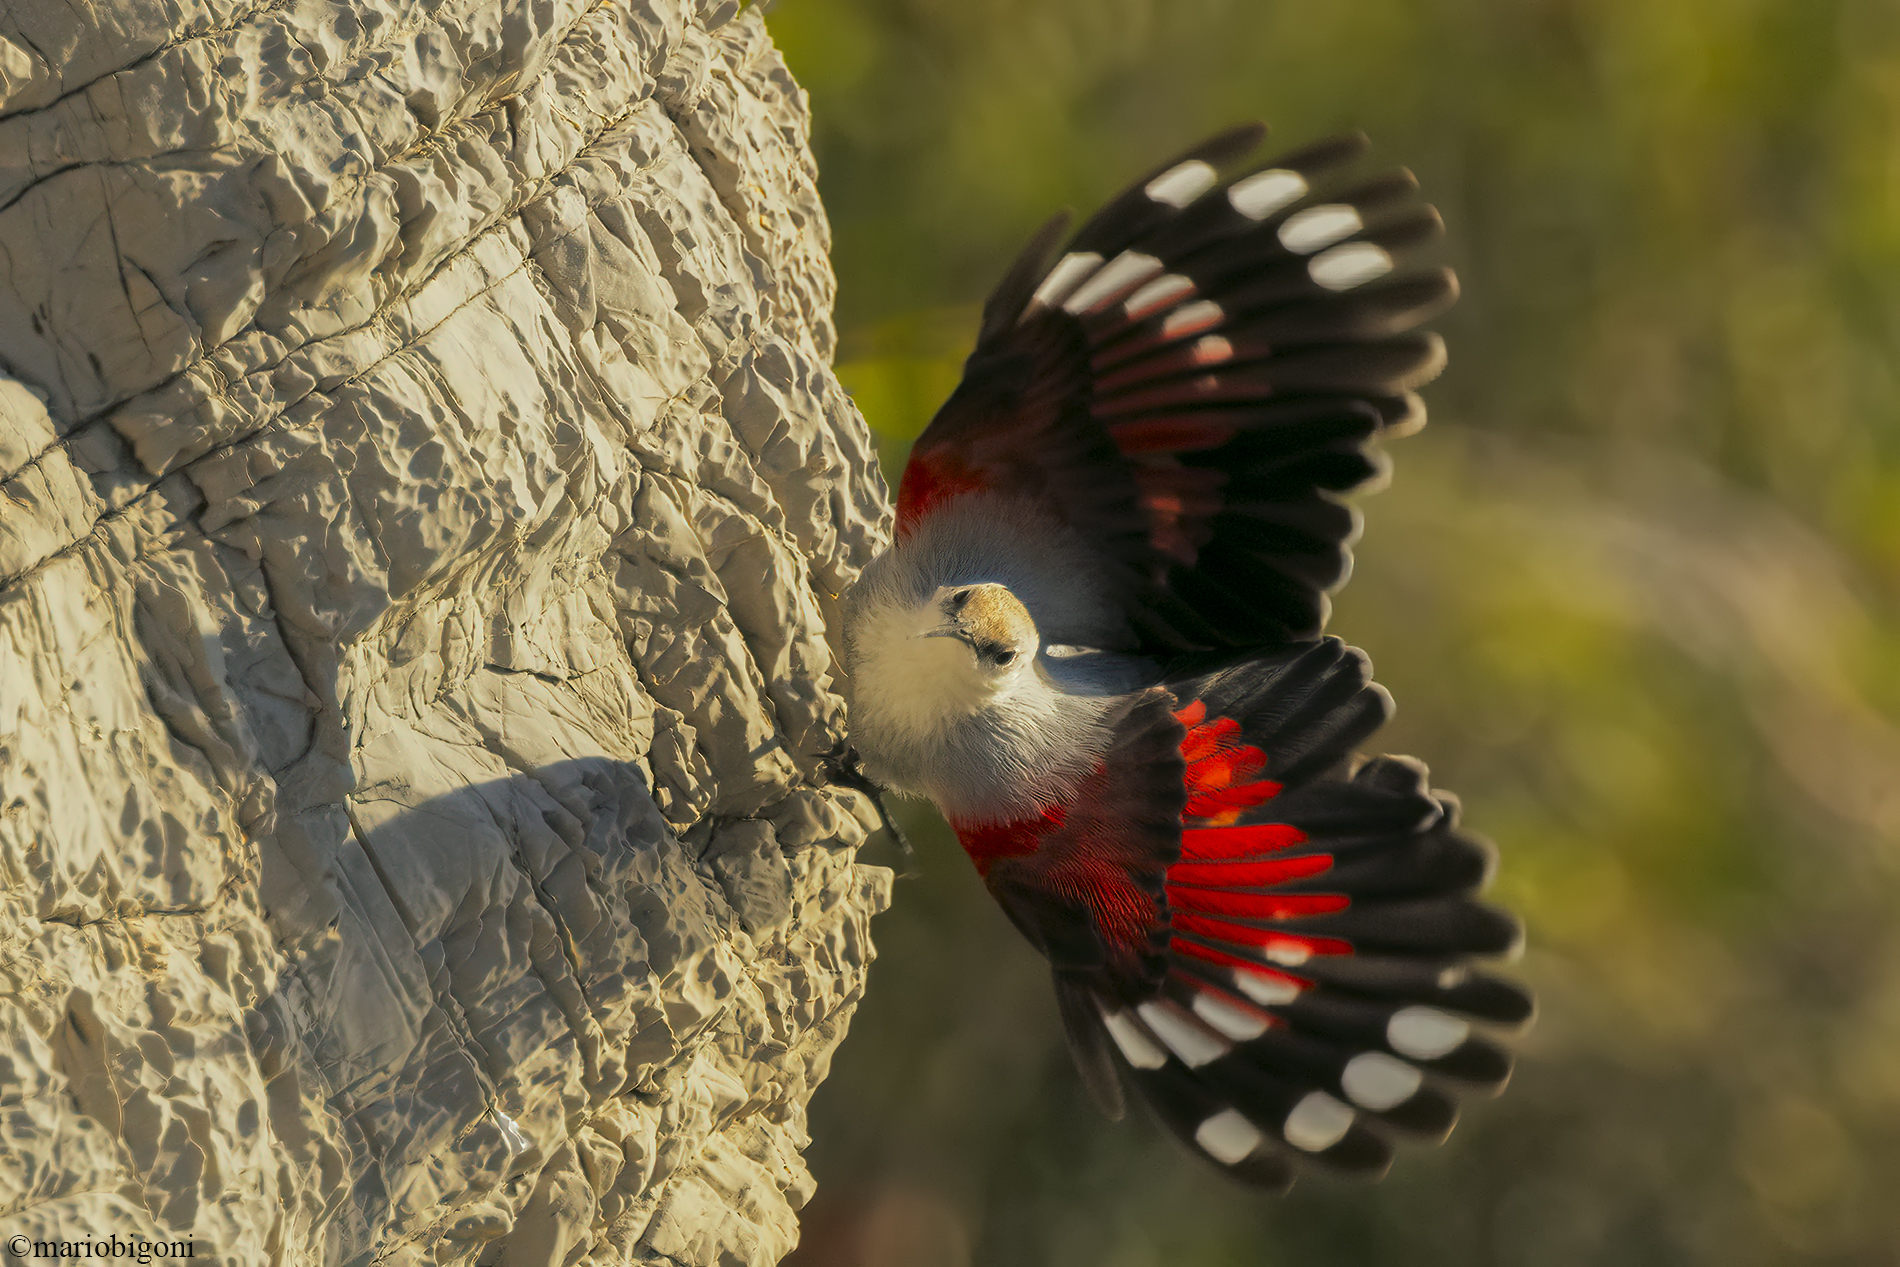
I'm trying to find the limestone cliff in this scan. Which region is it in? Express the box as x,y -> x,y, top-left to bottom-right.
0,1 -> 891,1262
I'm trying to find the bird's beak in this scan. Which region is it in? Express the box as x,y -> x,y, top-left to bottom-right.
918,618 -> 977,650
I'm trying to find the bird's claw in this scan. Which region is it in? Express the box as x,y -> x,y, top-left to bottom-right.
818,740 -> 918,877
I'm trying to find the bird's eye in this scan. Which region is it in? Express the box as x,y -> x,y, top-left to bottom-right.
994,649 -> 1017,666
950,589 -> 971,607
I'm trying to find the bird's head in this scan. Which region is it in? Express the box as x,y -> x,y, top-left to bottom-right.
917,583 -> 1040,691
845,578 -> 1049,756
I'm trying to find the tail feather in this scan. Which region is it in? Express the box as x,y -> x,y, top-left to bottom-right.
1056,975 -> 1128,1121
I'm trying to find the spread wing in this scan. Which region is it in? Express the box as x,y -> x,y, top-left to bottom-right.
897,124 -> 1456,654
953,641 -> 1531,1190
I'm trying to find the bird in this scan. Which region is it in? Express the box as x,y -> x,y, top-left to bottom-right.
829,123 -> 1532,1191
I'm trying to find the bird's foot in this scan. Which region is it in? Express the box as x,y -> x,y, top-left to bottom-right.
818,740 -> 917,877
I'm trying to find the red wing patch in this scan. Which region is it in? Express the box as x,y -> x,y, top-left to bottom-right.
1133,464 -> 1226,566
953,791 -> 1161,963
1165,697 -> 1351,968
1165,938 -> 1310,985
1178,823 -> 1308,861
1034,847 -> 1166,962
959,696 -> 1349,984
1175,701 -> 1284,823
957,802 -> 1068,876
1168,854 -> 1330,887
1168,887 -> 1347,919
895,445 -> 993,535
1171,914 -> 1352,959
956,689 -> 1187,990
1105,416 -> 1240,455
893,317 -> 1095,539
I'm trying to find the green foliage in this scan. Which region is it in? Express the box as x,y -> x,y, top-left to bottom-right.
771,1 -> 1900,1262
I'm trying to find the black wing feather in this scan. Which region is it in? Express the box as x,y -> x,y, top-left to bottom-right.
897,126 -> 1456,653
1040,643 -> 1529,1190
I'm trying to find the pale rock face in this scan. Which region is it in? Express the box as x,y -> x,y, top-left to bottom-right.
0,3 -> 889,1265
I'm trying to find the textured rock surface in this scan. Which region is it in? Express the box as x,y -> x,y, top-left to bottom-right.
0,1 -> 891,1263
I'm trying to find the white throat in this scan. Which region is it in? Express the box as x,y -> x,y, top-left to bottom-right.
852,598 -> 1011,743
844,588 -> 1114,821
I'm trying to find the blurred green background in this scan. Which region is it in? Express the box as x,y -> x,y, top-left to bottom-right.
762,1 -> 1900,1263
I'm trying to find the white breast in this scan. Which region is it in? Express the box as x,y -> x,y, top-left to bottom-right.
845,589 -> 1113,823
850,595 -> 1001,745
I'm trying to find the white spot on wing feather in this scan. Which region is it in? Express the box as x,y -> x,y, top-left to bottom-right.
1387,1006 -> 1469,1059
1341,1052 -> 1423,1111
1191,335 -> 1233,365
1063,250 -> 1164,313
1100,1007 -> 1168,1069
1278,203 -> 1363,254
1160,300 -> 1224,339
1228,168 -> 1308,220
1284,1091 -> 1355,1152
1029,251 -> 1104,312
1191,991 -> 1270,1041
1146,160 -> 1218,208
1233,970 -> 1301,1007
1195,1109 -> 1265,1164
1125,274 -> 1195,319
1264,940 -> 1312,966
1137,1000 -> 1228,1067
1310,242 -> 1393,291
